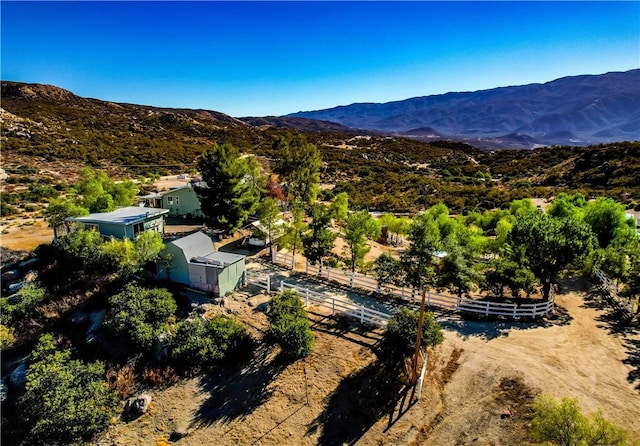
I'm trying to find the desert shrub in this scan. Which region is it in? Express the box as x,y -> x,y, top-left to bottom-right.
0,324 -> 16,349
0,283 -> 47,327
170,315 -> 252,367
381,307 -> 443,363
530,394 -> 632,446
267,290 -> 315,359
103,282 -> 177,352
18,334 -> 117,445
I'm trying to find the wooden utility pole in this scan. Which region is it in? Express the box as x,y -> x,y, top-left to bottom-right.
411,287 -> 428,385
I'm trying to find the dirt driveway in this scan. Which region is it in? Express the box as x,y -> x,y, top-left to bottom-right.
93,271 -> 640,445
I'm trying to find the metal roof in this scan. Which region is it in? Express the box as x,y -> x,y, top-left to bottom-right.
66,207 -> 168,225
168,231 -> 216,260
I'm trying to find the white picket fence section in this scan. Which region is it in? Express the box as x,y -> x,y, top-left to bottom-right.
272,249 -> 555,319
244,271 -> 272,293
594,269 -> 635,313
243,271 -> 391,327
279,280 -> 391,327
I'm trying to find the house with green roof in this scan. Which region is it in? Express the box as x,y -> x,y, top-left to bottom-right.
161,231 -> 245,297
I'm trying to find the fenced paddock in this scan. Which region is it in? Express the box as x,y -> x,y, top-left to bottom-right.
244,271 -> 391,327
272,249 -> 555,320
279,281 -> 391,327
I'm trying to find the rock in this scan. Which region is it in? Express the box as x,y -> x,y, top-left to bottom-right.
10,362 -> 27,388
169,428 -> 189,442
125,394 -> 152,415
500,409 -> 512,419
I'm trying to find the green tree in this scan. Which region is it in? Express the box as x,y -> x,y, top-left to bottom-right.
531,395 -> 631,446
437,238 -> 483,299
302,205 -> 337,271
103,282 -> 177,351
583,198 -> 631,249
343,210 -> 380,272
547,192 -> 586,220
401,212 -> 442,292
267,290 -> 315,359
76,168 -> 138,212
55,227 -> 105,272
171,315 -> 252,367
507,212 -> 596,300
279,201 -> 307,266
329,192 -> 349,223
381,307 -> 443,364
256,197 -> 281,259
374,252 -> 402,290
196,143 -> 262,233
43,197 -> 89,240
18,334 -> 117,445
275,135 -> 322,206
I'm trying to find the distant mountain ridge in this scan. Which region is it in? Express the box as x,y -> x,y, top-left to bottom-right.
289,70 -> 640,148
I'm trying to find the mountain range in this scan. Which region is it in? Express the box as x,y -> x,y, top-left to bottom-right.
288,69 -> 640,149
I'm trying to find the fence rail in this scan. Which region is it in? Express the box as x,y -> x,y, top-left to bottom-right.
594,269 -> 635,313
279,281 -> 391,327
272,249 -> 555,319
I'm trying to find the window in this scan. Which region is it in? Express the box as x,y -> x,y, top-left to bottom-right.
167,196 -> 174,205
133,222 -> 144,237
175,196 -> 180,205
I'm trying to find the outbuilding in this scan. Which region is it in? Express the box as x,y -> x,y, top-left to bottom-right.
161,231 -> 245,296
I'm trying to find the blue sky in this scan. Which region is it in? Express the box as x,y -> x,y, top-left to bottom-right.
2,1 -> 639,117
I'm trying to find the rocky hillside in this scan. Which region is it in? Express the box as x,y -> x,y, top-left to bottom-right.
2,80 -> 640,215
289,70 -> 640,148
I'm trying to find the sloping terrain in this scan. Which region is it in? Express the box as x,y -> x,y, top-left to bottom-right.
90,281 -> 640,445
290,70 -> 640,147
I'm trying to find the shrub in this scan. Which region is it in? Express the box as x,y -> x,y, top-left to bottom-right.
171,315 -> 252,367
531,394 -> 632,446
18,334 -> 118,445
103,282 -> 177,351
0,324 -> 16,349
267,290 -> 315,359
381,307 -> 443,363
0,283 -> 47,327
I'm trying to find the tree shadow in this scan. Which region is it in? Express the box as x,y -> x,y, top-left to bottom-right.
190,343 -> 289,427
305,359 -> 409,446
582,287 -> 640,390
437,304 -> 572,341
308,313 -> 384,350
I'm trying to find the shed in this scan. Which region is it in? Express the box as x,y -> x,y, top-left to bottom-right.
162,231 -> 245,296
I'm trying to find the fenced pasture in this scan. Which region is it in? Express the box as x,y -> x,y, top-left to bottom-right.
271,249 -> 555,320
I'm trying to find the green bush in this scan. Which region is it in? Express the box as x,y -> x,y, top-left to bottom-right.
381,307 -> 443,363
0,283 -> 47,327
18,334 -> 117,445
0,324 -> 15,349
103,282 -> 177,351
171,315 -> 252,367
267,290 -> 315,359
531,394 -> 633,446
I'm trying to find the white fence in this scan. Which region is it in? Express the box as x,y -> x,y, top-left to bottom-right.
272,249 -> 555,319
594,269 -> 635,313
244,271 -> 272,293
279,281 -> 391,327
243,271 -> 391,327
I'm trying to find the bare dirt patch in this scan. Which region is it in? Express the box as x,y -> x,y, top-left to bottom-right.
0,218 -> 52,251
92,285 -> 640,445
